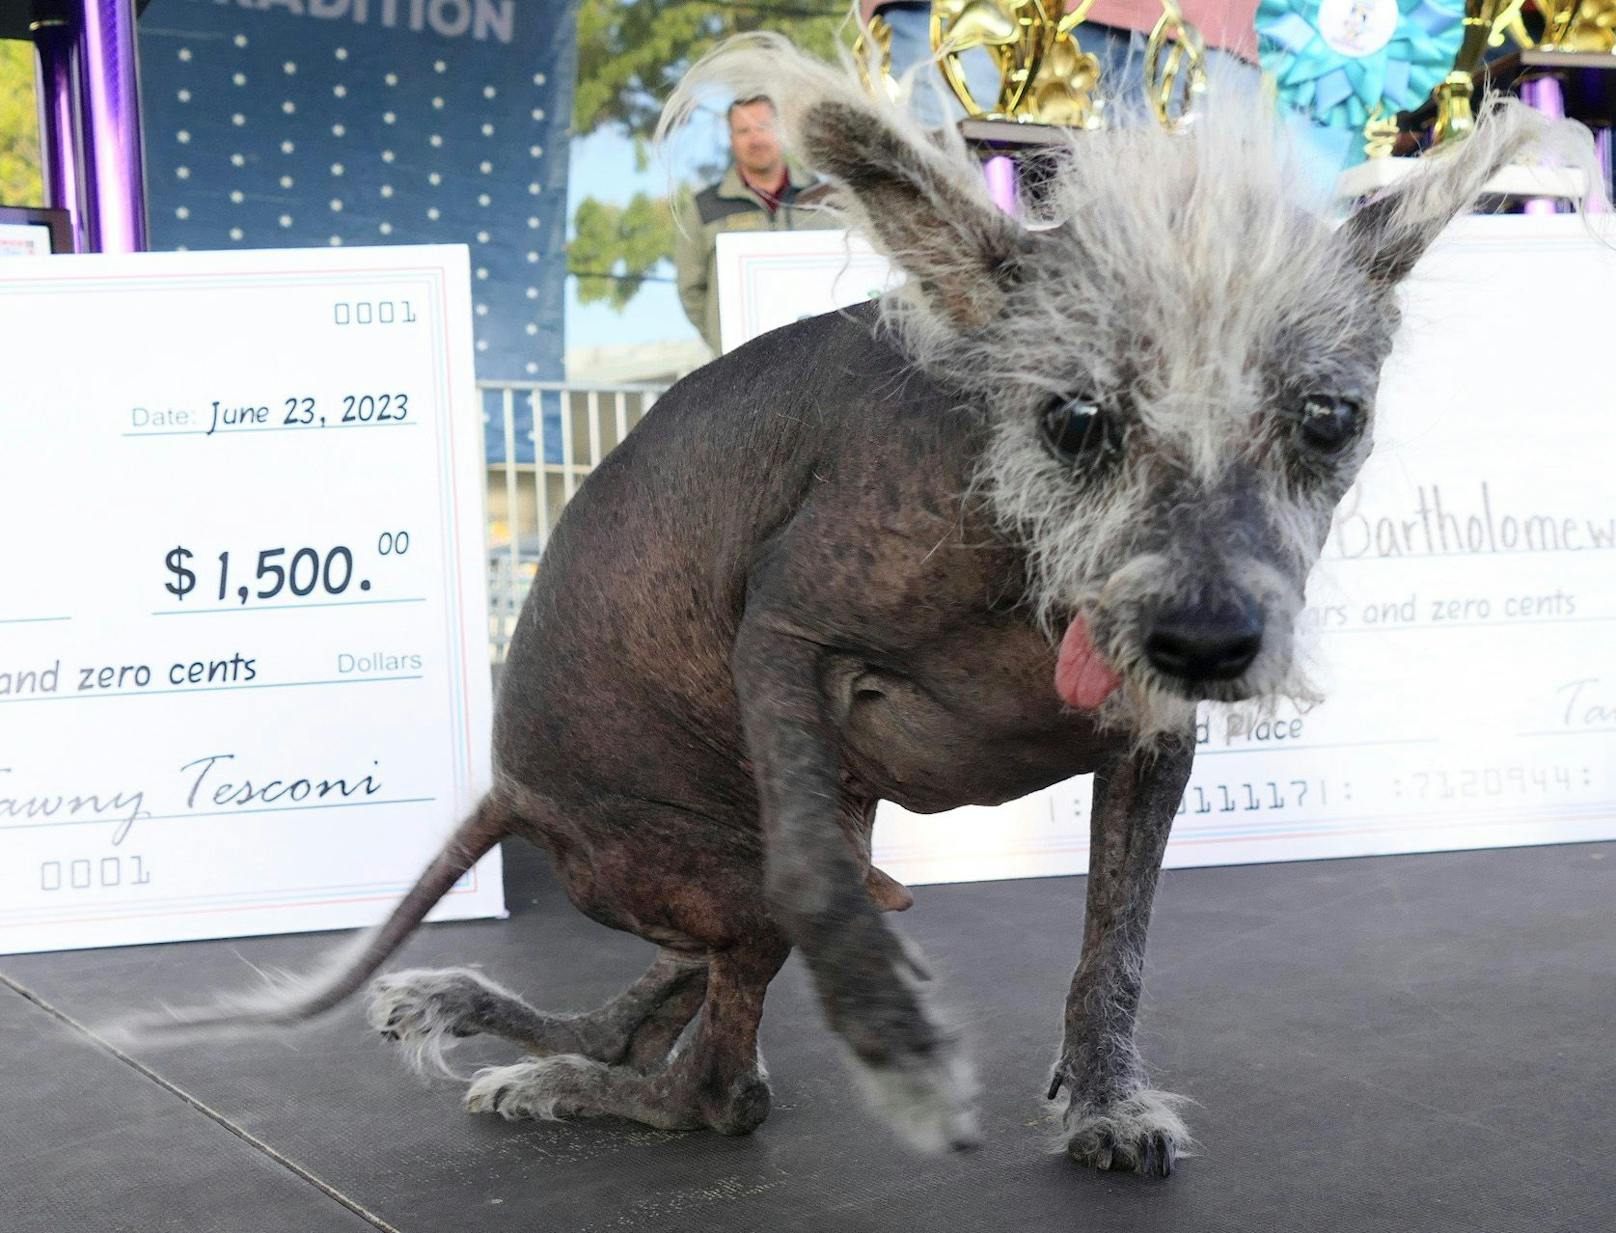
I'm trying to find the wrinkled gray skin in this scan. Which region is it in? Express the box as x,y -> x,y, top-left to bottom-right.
474,303 -> 1145,1142
391,215 -> 1486,1175
169,72 -> 1563,1177
381,303 -> 1290,1168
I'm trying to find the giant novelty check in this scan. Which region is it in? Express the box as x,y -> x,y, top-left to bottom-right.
0,246 -> 502,953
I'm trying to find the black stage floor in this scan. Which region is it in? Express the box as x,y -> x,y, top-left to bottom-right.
6,838 -> 1614,1232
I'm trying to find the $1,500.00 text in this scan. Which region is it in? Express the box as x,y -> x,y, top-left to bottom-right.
163,530 -> 413,607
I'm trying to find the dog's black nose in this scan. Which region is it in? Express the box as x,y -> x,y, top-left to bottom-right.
1145,603 -> 1263,682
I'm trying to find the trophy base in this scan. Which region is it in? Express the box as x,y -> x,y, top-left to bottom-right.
1335,158 -> 1590,204
958,117 -> 1080,152
959,119 -> 1085,216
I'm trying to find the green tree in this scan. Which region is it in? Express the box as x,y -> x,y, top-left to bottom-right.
569,0 -> 844,311
569,189 -> 681,309
0,40 -> 43,205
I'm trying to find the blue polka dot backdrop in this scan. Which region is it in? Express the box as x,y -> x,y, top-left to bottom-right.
138,0 -> 579,463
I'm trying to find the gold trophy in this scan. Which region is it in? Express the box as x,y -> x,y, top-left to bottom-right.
930,0 -> 1055,119
1429,0 -> 1616,146
851,0 -> 1214,213
1519,0 -> 1615,51
919,0 -> 1208,128
852,12 -> 902,103
1431,0 -> 1526,143
1143,0 -> 1209,131
1031,3 -> 1108,129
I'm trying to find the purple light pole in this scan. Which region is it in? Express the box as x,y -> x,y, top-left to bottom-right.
984,154 -> 1018,216
31,16 -> 83,250
1518,76 -> 1566,217
1595,128 -> 1613,214
75,0 -> 147,252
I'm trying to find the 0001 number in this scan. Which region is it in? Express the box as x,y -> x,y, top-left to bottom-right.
40,854 -> 152,892
332,298 -> 417,326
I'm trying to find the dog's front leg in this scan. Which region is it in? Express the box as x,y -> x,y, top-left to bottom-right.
733,615 -> 979,1152
1050,727 -> 1195,1177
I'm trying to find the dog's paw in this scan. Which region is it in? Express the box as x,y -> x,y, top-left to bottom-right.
848,1035 -> 981,1153
366,967 -> 506,1076
1060,1089 -> 1192,1178
464,1055 -> 606,1121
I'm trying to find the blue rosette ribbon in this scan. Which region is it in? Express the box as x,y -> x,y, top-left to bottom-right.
1257,0 -> 1464,138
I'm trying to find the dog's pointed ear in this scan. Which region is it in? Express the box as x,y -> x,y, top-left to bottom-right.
798,100 -> 1028,332
1337,97 -> 1598,288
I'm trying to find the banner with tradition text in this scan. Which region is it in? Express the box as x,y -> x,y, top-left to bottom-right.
138,0 -> 579,461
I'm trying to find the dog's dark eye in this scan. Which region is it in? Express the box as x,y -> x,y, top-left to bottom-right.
1296,397 -> 1361,454
1040,396 -> 1112,466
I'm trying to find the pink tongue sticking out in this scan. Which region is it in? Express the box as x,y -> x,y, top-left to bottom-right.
1055,616 -> 1122,710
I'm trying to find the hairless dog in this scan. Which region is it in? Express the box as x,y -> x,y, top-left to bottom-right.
153,37 -> 1599,1176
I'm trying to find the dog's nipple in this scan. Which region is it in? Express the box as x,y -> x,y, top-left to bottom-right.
865,866 -> 915,913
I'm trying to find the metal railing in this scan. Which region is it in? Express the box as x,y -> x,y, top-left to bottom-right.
480,380 -> 668,660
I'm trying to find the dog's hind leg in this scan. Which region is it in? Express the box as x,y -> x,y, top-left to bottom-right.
614,959 -> 712,1070
464,940 -> 788,1135
368,950 -> 708,1073
1047,727 -> 1196,1178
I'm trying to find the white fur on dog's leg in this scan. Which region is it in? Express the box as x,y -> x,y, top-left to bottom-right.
848,1038 -> 981,1153
366,967 -> 511,1079
1058,1088 -> 1194,1177
464,1055 -> 607,1121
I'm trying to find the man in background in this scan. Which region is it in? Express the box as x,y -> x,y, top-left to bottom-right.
676,95 -> 836,354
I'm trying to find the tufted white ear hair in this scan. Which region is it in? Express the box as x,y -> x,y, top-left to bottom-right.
1337,96 -> 1604,288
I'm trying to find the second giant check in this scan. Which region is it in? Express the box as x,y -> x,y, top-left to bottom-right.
873,215 -> 1616,883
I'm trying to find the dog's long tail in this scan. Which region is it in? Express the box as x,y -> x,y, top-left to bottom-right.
120,795 -> 510,1039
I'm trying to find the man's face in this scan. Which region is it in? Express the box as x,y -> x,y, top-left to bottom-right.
729,101 -> 783,178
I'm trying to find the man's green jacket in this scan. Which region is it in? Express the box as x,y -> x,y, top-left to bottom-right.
675,165 -> 839,354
